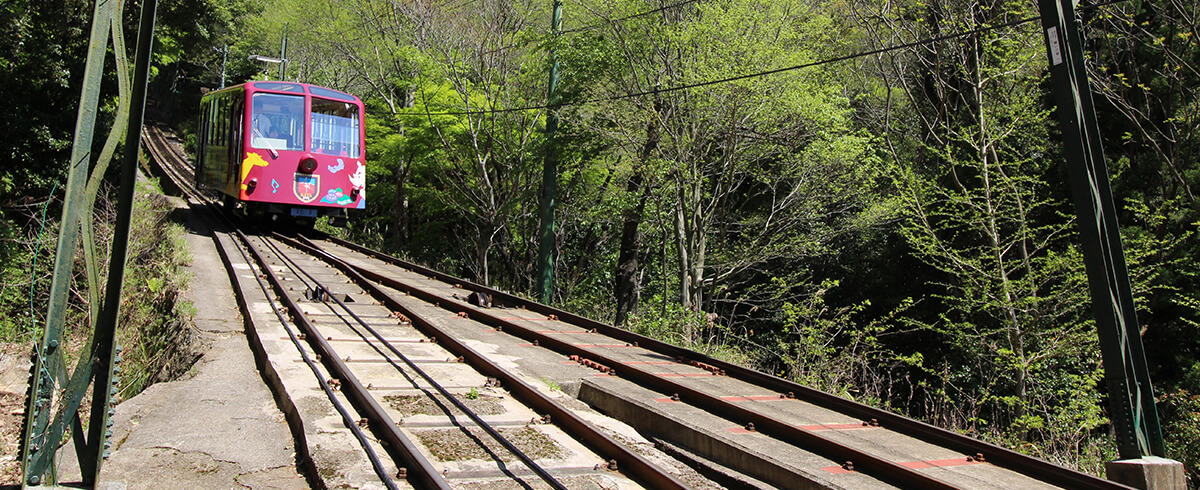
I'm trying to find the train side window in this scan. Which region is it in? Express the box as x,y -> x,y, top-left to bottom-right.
310,97 -> 360,158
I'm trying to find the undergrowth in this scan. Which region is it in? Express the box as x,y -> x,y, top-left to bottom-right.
0,179 -> 196,401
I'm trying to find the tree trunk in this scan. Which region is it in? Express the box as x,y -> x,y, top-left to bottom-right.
614,102 -> 662,325
476,219 -> 493,286
614,175 -> 648,325
393,156 -> 411,245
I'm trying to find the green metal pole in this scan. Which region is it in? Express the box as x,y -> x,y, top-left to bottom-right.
21,0 -> 118,484
536,0 -> 563,304
1037,0 -> 1165,459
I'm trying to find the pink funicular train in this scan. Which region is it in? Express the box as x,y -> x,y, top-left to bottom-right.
196,81 -> 366,226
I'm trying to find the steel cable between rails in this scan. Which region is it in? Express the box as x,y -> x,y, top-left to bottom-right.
217,223 -> 401,489
182,192 -> 405,490
255,234 -> 320,293
265,232 -> 570,490
293,234 -> 692,490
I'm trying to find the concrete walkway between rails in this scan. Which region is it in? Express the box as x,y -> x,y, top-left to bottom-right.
90,198 -> 312,490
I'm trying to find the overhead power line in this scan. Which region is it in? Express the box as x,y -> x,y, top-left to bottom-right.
416,14 -> 1043,117
483,0 -> 704,56
562,0 -> 702,35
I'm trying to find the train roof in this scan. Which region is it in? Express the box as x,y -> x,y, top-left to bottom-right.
203,81 -> 361,103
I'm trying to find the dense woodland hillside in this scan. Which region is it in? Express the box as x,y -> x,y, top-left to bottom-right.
2,0 -> 1197,483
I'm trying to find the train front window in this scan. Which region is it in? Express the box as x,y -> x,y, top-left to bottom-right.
310,97 -> 360,158
250,93 -> 303,151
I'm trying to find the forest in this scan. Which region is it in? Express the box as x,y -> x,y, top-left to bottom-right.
1,0 -> 1197,483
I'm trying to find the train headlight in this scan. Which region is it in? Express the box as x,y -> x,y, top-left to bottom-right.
299,155 -> 318,174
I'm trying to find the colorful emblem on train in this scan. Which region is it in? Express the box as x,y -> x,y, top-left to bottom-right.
295,174 -> 320,203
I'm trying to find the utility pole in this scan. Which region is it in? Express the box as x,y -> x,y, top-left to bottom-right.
1037,0 -> 1184,488
279,23 -> 289,80
536,0 -> 563,304
217,45 -> 228,88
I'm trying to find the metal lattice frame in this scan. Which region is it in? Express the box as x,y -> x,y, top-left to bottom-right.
21,0 -> 158,485
1036,0 -> 1166,459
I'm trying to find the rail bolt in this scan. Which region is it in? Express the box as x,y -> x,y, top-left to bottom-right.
842,461 -> 854,471
607,459 -> 619,471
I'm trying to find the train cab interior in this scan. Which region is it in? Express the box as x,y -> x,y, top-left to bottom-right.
250,93 -> 304,152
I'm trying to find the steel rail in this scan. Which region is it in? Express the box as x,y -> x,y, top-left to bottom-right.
140,126 -> 201,202
318,234 -> 1130,490
311,240 -> 958,490
262,233 -> 569,490
221,230 -> 400,490
237,231 -> 451,489
240,230 -> 449,488
287,234 -> 691,490
139,129 -> 421,489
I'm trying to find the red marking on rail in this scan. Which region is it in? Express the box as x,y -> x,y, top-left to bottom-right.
726,427 -> 755,434
822,458 -> 983,474
573,344 -> 633,348
721,395 -> 785,402
653,397 -> 680,403
900,458 -> 984,469
656,373 -> 717,377
800,423 -> 872,431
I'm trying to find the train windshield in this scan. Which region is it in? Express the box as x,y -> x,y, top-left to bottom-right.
310,97 -> 360,158
250,93 -> 303,151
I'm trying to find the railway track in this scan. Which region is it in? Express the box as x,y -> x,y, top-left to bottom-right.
142,127 -> 1131,489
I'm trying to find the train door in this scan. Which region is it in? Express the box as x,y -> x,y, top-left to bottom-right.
196,100 -> 208,180
223,95 -> 238,194
231,92 -> 245,196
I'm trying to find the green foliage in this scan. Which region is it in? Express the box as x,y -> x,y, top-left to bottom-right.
1158,367 -> 1200,484
0,178 -> 194,404
115,185 -> 196,398
80,0 -> 1200,478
